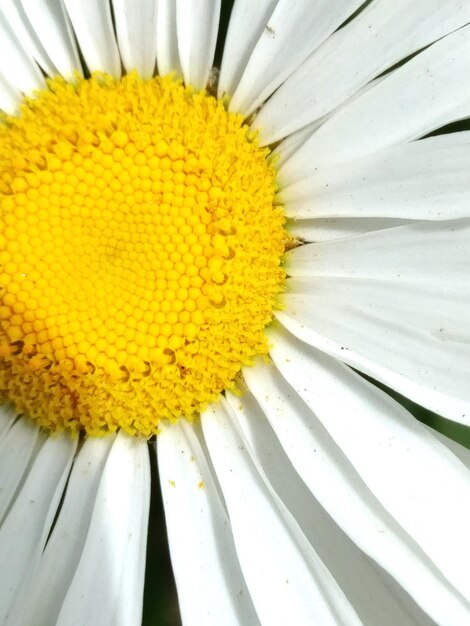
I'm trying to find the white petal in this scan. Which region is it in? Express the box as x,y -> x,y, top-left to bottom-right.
268,72 -> 390,169
0,73 -> 21,114
288,218 -> 412,242
225,389 -> 437,626
19,0 -> 82,79
228,0 -> 363,116
0,433 -> 76,622
1,0 -> 56,77
280,25 -> 470,185
286,219 -> 470,286
281,133 -> 470,220
158,421 -> 259,626
267,326 -> 470,603
270,120 -> 321,167
201,401 -> 362,626
270,69 -> 389,166
63,0 -> 121,77
56,432 -> 150,626
0,405 -> 16,441
176,0 -> 220,90
218,0 -> 277,100
0,9 -> 45,98
0,417 -> 41,524
424,426 -> 470,472
112,0 -> 158,78
243,357 -> 470,625
5,436 -> 114,626
156,0 -> 182,78
254,0 -> 470,143
279,220 -> 470,423
271,70 -> 391,169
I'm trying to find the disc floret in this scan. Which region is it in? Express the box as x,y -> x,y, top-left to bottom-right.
0,73 -> 286,436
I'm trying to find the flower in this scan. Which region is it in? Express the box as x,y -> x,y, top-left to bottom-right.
1,1 -> 470,625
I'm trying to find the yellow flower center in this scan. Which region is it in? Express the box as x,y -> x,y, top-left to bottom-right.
0,73 -> 286,437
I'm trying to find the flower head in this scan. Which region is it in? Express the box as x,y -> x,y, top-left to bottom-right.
0,1 -> 470,625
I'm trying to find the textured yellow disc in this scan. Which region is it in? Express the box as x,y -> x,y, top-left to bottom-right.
0,73 -> 286,437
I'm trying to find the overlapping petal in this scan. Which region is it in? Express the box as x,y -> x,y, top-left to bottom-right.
279,220 -> 470,424
0,8 -> 44,108
1,0 -> 58,78
17,0 -> 81,79
63,0 -> 121,76
226,0 -> 364,115
267,327 -> 470,603
5,436 -> 114,626
0,417 -> 41,524
218,0 -> 277,100
158,421 -> 259,626
55,433 -> 150,626
223,388 -> 440,625
243,351 -> 470,625
281,133 -> 470,221
202,400 -> 363,626
288,217 -> 412,242
254,0 -> 470,143
0,434 -> 76,622
280,25 -> 470,184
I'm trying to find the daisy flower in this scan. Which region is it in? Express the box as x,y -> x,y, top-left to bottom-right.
1,1 -> 470,625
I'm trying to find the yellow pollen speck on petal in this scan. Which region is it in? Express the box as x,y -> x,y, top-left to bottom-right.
0,73 -> 287,437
